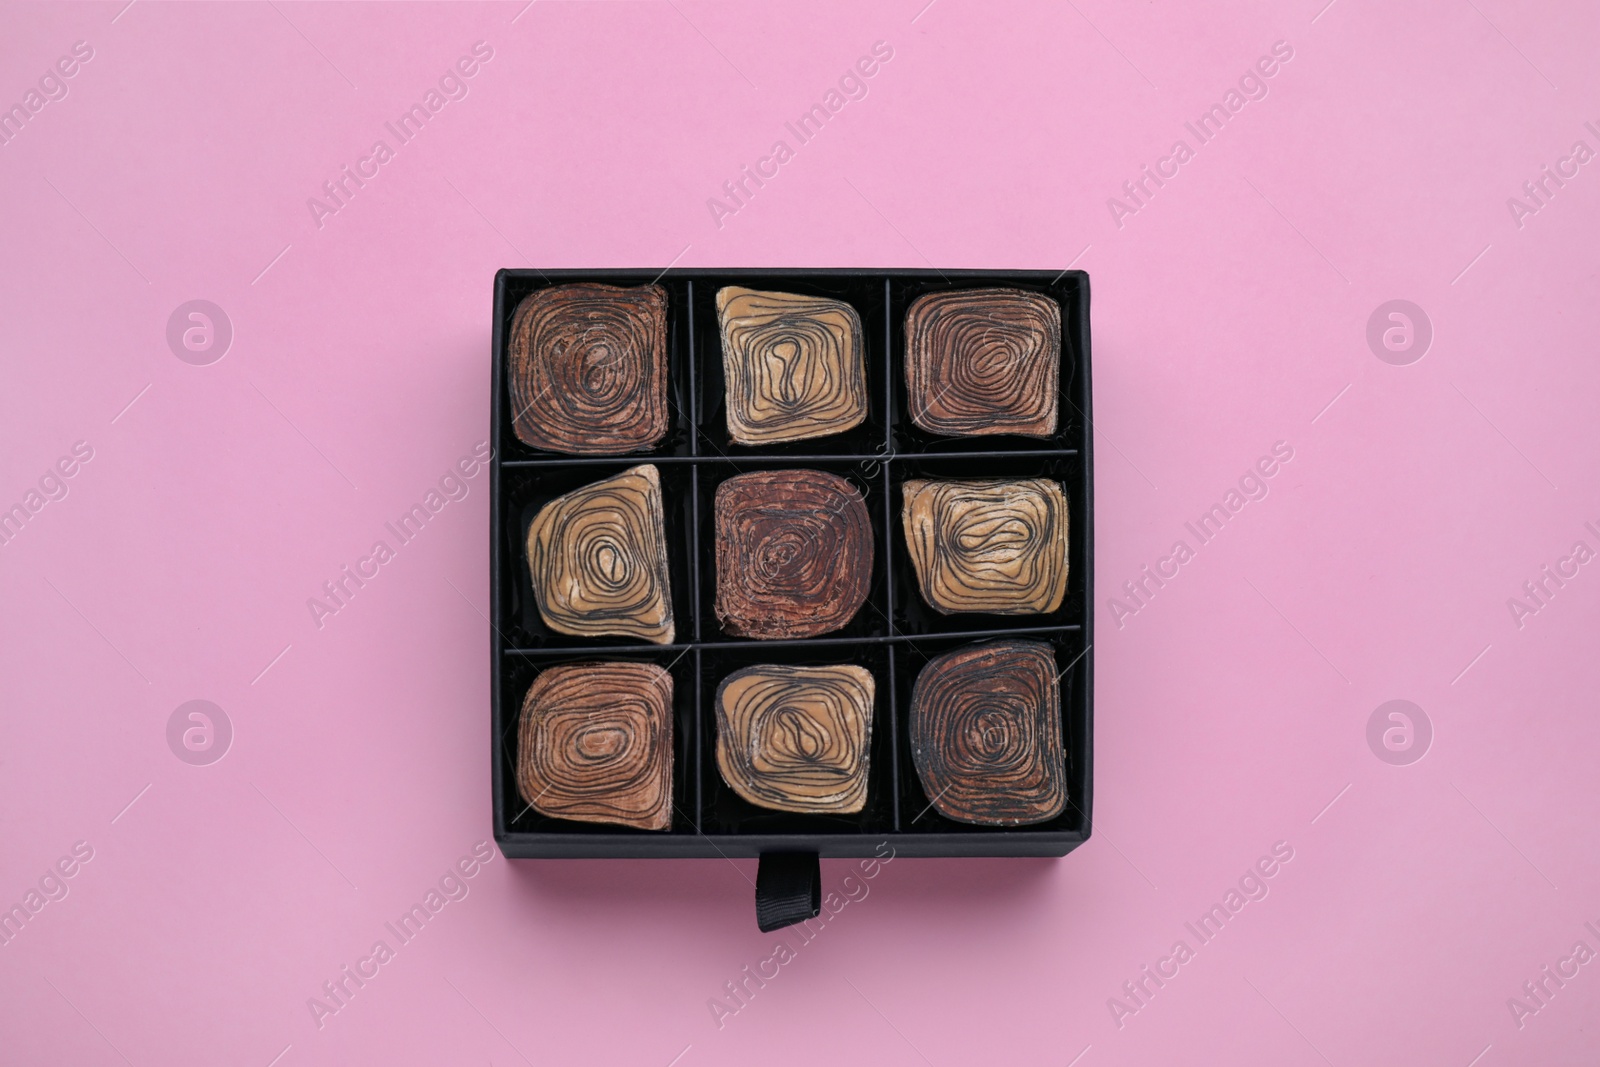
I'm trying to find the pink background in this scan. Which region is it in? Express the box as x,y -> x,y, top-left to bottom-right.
3,1 -> 1598,1064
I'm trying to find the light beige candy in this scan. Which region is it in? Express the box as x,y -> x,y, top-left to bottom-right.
526,464 -> 675,644
716,286 -> 868,445
715,664 -> 874,815
902,477 -> 1068,615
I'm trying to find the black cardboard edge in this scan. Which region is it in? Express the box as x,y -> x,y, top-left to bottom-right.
491,267 -> 1093,859
491,269 -> 508,851
495,831 -> 1086,860
1077,271 -> 1096,850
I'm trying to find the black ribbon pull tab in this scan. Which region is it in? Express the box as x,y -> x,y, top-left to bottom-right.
755,851 -> 821,932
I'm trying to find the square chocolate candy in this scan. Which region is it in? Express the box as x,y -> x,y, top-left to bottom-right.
910,640 -> 1066,826
717,286 -> 868,445
902,477 -> 1068,615
904,288 -> 1060,438
518,661 -> 674,831
508,283 -> 669,454
527,464 -> 675,644
715,664 -> 874,815
714,469 -> 872,640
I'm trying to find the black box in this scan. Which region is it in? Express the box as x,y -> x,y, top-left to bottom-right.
490,269 -> 1093,860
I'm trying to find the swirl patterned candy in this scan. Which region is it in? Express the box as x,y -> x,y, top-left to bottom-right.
714,469 -> 873,640
901,477 -> 1068,615
716,286 -> 869,445
715,664 -> 875,815
904,288 -> 1060,438
526,464 -> 675,644
517,661 -> 674,830
508,282 -> 669,454
910,640 -> 1066,826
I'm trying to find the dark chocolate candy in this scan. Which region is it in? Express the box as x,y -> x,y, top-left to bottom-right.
714,469 -> 873,640
910,639 -> 1066,826
508,282 -> 669,454
904,288 -> 1060,438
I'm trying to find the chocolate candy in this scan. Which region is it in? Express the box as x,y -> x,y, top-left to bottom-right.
526,464 -> 675,644
518,661 -> 674,830
715,664 -> 874,815
717,286 -> 868,445
508,283 -> 669,454
910,640 -> 1066,826
902,477 -> 1068,615
714,469 -> 873,640
904,288 -> 1060,438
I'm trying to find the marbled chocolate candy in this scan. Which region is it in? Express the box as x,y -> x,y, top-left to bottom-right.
904,288 -> 1060,438
714,469 -> 873,640
517,661 -> 673,830
526,464 -> 675,644
901,477 -> 1068,615
717,286 -> 868,445
910,640 -> 1066,826
508,283 -> 669,454
715,664 -> 874,815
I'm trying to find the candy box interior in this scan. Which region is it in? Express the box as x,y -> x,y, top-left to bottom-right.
489,269 -> 1094,876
